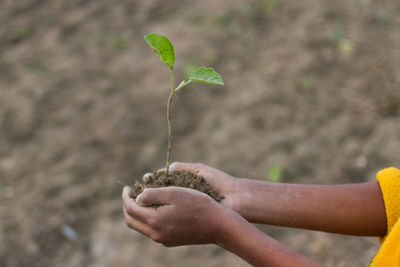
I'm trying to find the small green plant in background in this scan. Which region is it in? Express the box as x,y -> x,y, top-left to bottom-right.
338,39 -> 354,56
96,31 -> 129,52
144,33 -> 224,175
332,25 -> 345,41
10,27 -> 29,43
331,24 -> 354,56
112,35 -> 129,51
359,0 -> 371,5
296,75 -> 313,92
268,165 -> 282,182
27,61 -> 49,74
246,0 -> 280,23
261,0 -> 280,15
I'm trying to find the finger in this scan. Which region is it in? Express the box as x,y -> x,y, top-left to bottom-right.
136,186 -> 205,207
136,188 -> 170,207
170,162 -> 192,172
171,162 -> 209,176
157,162 -> 192,173
122,186 -> 155,222
122,186 -> 134,203
123,205 -> 152,236
157,162 -> 197,174
122,186 -> 138,208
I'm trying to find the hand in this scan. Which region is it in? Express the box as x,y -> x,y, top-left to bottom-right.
164,164 -> 387,236
122,182 -> 325,266
168,162 -> 242,213
122,186 -> 237,247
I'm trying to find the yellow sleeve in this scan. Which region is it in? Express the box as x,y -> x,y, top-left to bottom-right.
376,167 -> 400,237
370,167 -> 400,266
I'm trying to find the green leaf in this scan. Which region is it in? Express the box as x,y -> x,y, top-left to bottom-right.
184,63 -> 198,80
144,33 -> 175,69
189,67 -> 224,85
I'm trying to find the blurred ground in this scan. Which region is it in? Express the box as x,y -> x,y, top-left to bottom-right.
1,0 -> 400,266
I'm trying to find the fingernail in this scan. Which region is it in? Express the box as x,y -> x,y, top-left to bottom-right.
170,162 -> 178,170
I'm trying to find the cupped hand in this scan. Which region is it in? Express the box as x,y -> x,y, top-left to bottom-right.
122,185 -> 237,247
168,162 -> 242,213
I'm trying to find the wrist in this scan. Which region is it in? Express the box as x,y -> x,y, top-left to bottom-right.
227,178 -> 252,218
213,208 -> 270,266
214,207 -> 325,267
230,179 -> 285,223
211,204 -> 244,245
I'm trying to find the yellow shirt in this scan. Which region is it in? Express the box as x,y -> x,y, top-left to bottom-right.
370,167 -> 400,266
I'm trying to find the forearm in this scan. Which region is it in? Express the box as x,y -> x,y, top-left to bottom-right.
217,209 -> 324,267
233,179 -> 386,236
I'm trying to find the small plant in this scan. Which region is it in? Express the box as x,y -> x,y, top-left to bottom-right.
268,165 -> 282,183
128,33 -> 224,202
10,27 -> 29,43
143,33 -> 224,175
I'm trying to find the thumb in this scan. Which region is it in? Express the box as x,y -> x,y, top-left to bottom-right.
170,162 -> 200,172
156,162 -> 199,174
136,187 -> 174,207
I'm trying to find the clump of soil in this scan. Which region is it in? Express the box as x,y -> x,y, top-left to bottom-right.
129,170 -> 224,202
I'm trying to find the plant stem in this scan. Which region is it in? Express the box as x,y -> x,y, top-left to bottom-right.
175,80 -> 192,92
166,68 -> 175,176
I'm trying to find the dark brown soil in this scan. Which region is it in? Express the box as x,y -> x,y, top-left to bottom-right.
129,170 -> 224,202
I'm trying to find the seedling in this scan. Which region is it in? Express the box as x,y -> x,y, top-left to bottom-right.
268,165 -> 282,183
144,33 -> 224,175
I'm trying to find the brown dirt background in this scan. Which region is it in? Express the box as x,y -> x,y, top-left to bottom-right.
1,0 -> 399,266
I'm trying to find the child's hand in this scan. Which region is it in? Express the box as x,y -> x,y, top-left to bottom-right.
166,163 -> 387,237
122,185 -> 325,267
122,186 -> 237,247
